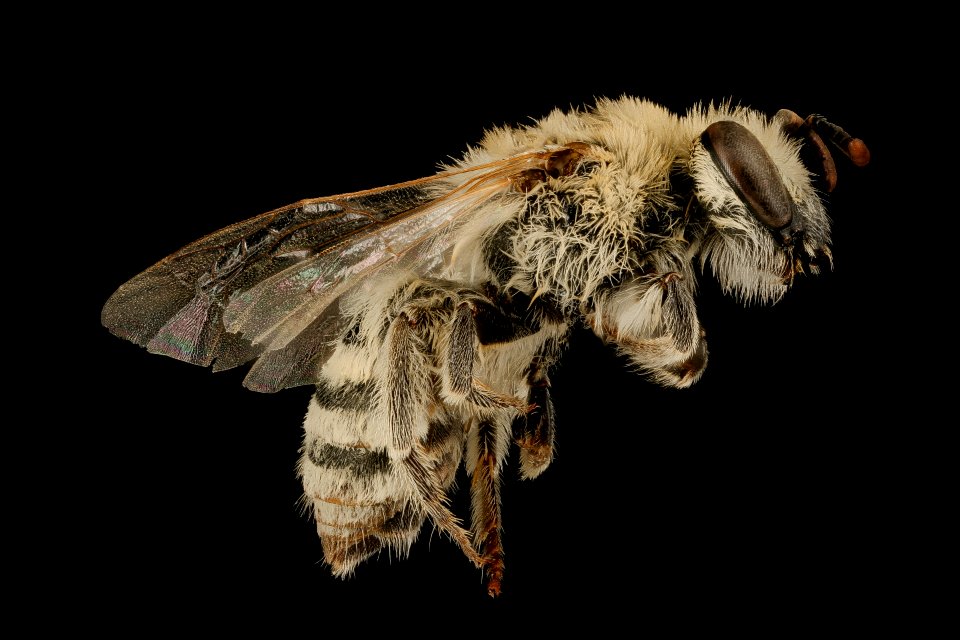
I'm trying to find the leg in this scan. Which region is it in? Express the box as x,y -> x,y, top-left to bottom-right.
448,295 -> 553,595
383,311 -> 485,568
588,271 -> 707,389
515,355 -> 556,480
467,416 -> 510,596
447,300 -> 532,412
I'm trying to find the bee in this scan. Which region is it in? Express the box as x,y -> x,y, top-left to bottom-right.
101,96 -> 869,596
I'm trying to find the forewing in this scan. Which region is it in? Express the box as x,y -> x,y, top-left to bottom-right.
102,149 -> 564,392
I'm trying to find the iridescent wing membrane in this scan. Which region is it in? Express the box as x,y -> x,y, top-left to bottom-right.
102,149 -> 566,392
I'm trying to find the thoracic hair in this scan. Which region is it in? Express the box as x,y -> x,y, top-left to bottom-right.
441,96 -> 830,308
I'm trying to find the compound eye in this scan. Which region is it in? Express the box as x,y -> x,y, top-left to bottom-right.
701,121 -> 795,231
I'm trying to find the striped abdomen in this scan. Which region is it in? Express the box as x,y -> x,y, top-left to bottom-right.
298,272 -> 566,582
298,340 -> 465,576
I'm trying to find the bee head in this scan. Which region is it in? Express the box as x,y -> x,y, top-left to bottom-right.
688,110 -> 867,305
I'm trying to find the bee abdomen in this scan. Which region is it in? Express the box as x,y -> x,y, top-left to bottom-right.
300,382 -> 426,574
313,377 -> 376,412
306,440 -> 391,476
313,494 -> 423,577
300,280 -> 468,576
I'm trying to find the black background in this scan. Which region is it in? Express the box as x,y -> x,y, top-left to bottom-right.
52,18 -> 919,631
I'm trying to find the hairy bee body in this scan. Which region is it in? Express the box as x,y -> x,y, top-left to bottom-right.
301,272 -> 568,579
102,96 -> 868,596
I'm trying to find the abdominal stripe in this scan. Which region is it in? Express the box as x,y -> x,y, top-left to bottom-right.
307,439 -> 392,476
313,378 -> 377,412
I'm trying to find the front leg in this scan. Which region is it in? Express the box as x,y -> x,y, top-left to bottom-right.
588,271 -> 707,389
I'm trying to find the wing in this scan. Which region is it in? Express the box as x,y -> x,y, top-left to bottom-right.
102,147 -> 577,392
